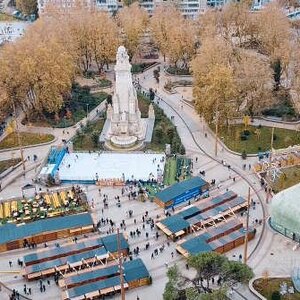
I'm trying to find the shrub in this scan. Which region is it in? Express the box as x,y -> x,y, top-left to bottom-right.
271,291 -> 281,300
240,134 -> 248,141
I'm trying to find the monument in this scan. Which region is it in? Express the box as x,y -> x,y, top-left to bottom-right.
101,46 -> 155,150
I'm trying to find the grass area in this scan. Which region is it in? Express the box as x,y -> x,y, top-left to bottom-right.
138,92 -> 185,154
218,124 -> 300,154
0,13 -> 17,21
253,278 -> 300,300
269,166 -> 300,193
0,158 -> 22,174
163,157 -> 192,185
166,66 -> 191,76
164,158 -> 177,185
95,78 -> 112,88
0,132 -> 54,150
164,80 -> 192,92
131,62 -> 157,74
73,119 -> 105,151
23,84 -> 108,128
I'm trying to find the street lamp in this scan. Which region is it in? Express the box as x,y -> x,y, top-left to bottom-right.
86,103 -> 89,118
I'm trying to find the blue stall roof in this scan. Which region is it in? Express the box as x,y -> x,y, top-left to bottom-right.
0,213 -> 94,244
123,258 -> 150,282
160,215 -> 190,234
156,177 -> 208,204
24,238 -> 103,264
181,237 -> 213,255
101,233 -> 129,253
68,275 -> 121,298
178,206 -> 201,219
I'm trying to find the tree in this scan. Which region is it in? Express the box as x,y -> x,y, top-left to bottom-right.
150,6 -> 180,62
117,3 -> 148,61
163,253 -> 254,299
257,3 -> 292,68
0,19 -> 75,117
235,51 -> 274,115
221,260 -> 254,286
193,62 -> 237,125
200,288 -> 228,300
151,5 -> 197,68
163,265 -> 181,300
187,252 -> 226,291
16,0 -> 38,15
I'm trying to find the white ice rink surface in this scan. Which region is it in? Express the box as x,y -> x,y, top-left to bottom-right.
58,152 -> 166,181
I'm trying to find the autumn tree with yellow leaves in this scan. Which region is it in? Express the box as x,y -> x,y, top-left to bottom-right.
117,3 -> 148,61
150,5 -> 197,70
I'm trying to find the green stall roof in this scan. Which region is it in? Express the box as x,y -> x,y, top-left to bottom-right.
101,233 -> 129,253
155,177 -> 208,204
0,213 -> 94,245
123,258 -> 150,282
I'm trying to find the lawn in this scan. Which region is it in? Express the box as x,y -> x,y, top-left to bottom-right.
0,158 -> 22,174
218,124 -> 300,154
164,158 -> 177,186
23,84 -> 108,128
73,119 -> 105,151
269,166 -> 300,193
253,278 -> 300,300
163,157 -> 192,186
0,132 -> 54,150
0,13 -> 17,21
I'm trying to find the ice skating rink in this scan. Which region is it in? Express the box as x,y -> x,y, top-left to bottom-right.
58,152 -> 166,182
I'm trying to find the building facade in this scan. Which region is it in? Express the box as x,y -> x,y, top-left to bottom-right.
38,0 -> 230,18
38,0 -> 95,15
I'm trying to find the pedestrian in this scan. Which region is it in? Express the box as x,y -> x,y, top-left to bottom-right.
195,157 -> 198,163
171,252 -> 174,258
151,253 -> 154,259
28,288 -> 31,295
9,261 -> 12,268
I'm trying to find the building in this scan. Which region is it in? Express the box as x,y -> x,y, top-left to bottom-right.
270,183 -> 300,242
154,176 -> 209,209
37,0 -> 95,15
37,0 -> 223,19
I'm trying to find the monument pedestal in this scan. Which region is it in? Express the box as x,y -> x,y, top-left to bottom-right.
100,46 -> 154,151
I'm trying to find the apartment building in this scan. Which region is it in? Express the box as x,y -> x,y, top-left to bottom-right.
38,0 -> 230,18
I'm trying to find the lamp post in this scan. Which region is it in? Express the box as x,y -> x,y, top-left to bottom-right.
86,103 -> 89,119
214,110 -> 219,157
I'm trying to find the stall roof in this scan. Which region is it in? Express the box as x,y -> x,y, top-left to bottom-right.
68,275 -> 121,299
101,233 -> 129,253
24,238 -> 103,264
155,177 -> 208,203
160,215 -> 190,234
0,213 -> 93,244
123,258 -> 150,282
